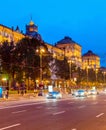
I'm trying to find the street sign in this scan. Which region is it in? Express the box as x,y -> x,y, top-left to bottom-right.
48,85 -> 53,92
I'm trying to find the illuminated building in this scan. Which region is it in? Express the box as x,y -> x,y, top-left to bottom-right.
0,21 -> 100,71
0,24 -> 24,44
82,50 -> 100,70
26,20 -> 42,41
55,36 -> 82,68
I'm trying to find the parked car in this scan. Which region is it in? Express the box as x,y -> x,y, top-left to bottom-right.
46,91 -> 62,99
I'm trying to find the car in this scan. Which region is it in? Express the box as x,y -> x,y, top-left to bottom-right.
46,91 -> 62,99
88,89 -> 99,95
73,89 -> 87,97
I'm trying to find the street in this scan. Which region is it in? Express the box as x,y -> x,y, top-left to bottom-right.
0,93 -> 106,130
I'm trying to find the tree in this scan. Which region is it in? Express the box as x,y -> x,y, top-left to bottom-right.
14,37 -> 51,84
0,41 -> 18,87
55,57 -> 69,80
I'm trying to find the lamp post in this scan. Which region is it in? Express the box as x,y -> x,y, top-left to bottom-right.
68,57 -> 75,83
95,68 -> 98,82
103,71 -> 106,84
86,66 -> 89,84
36,46 -> 45,84
68,60 -> 72,82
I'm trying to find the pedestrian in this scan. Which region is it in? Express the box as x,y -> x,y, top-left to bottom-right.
34,82 -> 38,96
5,86 -> 9,99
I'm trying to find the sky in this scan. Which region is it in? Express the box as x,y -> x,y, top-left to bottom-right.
1,0 -> 106,66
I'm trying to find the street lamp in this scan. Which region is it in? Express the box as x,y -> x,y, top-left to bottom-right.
36,46 -> 45,84
103,71 -> 106,84
86,66 -> 89,84
95,68 -> 98,82
68,60 -> 72,81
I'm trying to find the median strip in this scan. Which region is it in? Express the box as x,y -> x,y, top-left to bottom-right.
0,123 -> 21,130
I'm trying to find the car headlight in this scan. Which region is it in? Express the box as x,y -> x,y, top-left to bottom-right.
46,94 -> 49,97
75,92 -> 78,96
53,94 -> 56,97
57,93 -> 62,98
80,92 -> 84,95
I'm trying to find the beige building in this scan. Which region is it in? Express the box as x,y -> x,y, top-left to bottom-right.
82,50 -> 100,70
0,24 -> 24,44
0,21 -> 101,71
55,36 -> 82,67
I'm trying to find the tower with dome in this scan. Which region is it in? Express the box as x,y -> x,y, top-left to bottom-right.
26,20 -> 42,41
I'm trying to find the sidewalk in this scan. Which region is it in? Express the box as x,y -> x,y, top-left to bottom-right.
0,93 -> 45,102
0,93 -> 72,102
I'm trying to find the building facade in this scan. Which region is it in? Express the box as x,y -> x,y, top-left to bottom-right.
55,36 -> 82,68
0,24 -> 24,44
0,21 -> 101,71
82,50 -> 100,70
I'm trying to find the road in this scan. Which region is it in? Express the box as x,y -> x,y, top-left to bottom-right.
0,93 -> 106,130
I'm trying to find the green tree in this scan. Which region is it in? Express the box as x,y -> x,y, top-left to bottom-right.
14,37 -> 51,83
55,57 -> 69,80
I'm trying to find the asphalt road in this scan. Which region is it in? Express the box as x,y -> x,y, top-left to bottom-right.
0,93 -> 106,130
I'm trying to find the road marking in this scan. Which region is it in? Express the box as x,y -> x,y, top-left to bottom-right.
96,113 -> 104,118
0,102 -> 45,110
78,105 -> 86,109
68,102 -> 74,104
47,107 -> 53,109
0,123 -> 21,130
72,129 -> 77,130
36,106 -> 42,109
92,102 -> 98,105
53,111 -> 65,115
12,110 -> 27,114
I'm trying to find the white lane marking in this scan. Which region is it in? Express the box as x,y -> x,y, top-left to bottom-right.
53,111 -> 65,115
78,105 -> 86,109
12,110 -> 27,114
96,113 -> 104,118
92,102 -> 98,105
0,123 -> 21,130
47,107 -> 53,109
72,129 -> 77,130
0,102 -> 45,110
36,106 -> 42,109
68,102 -> 74,104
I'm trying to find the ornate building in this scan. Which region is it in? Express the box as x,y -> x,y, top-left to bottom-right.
0,24 -> 24,44
82,50 -> 100,70
26,20 -> 42,41
0,21 -> 101,71
55,36 -> 82,67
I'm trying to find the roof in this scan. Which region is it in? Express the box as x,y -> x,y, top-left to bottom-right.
82,50 -> 99,57
0,24 -> 23,34
29,20 -> 34,26
26,31 -> 42,41
56,36 -> 81,47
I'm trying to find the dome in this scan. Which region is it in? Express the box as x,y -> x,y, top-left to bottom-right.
82,50 -> 99,57
29,20 -> 34,25
56,36 -> 81,47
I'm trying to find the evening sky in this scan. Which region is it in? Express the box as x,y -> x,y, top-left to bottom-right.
1,0 -> 106,66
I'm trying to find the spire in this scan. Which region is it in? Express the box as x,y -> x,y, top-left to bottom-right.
15,26 -> 20,32
29,15 -> 34,25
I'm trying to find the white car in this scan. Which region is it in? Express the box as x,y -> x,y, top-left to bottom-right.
46,91 -> 62,99
73,89 -> 87,97
88,89 -> 99,95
